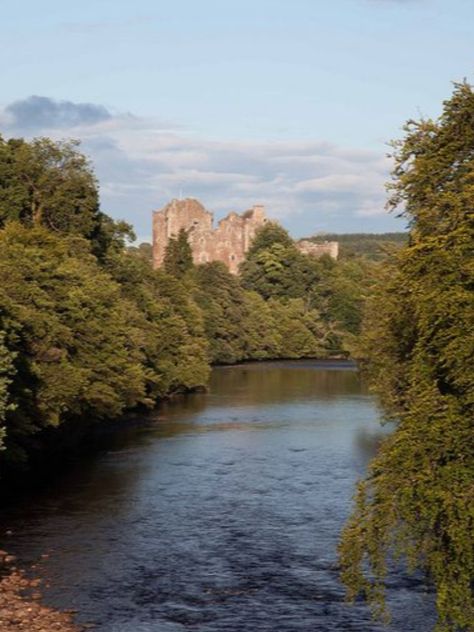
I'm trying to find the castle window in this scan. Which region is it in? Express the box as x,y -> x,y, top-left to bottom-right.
231,255 -> 235,261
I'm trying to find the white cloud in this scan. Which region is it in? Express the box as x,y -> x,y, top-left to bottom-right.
0,96 -> 402,237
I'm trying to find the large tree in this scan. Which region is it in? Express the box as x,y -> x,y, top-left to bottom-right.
241,223 -> 326,304
163,228 -> 194,278
105,247 -> 210,397
192,261 -> 251,364
192,262 -> 282,364
0,135 -> 130,258
0,223 -> 149,467
339,82 -> 474,631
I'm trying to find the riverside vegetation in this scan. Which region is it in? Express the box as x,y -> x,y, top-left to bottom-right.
0,82 -> 472,632
0,135 -> 381,475
339,82 -> 474,631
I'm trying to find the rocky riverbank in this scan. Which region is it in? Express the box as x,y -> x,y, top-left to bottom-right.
0,551 -> 82,631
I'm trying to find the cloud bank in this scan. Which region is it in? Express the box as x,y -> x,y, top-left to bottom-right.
3,95 -> 112,130
0,96 -> 401,240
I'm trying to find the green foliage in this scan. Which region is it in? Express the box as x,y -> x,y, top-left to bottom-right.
0,223 -> 210,470
163,228 -> 194,277
241,241 -> 323,302
192,262 -> 280,363
245,221 -> 294,257
241,221 -> 331,307
0,331 -> 15,450
0,130 -> 382,472
192,260 -> 329,364
240,291 -> 280,360
320,258 -> 379,354
193,262 -> 248,364
268,298 -> 327,359
241,222 -> 379,356
0,135 -> 131,258
105,248 -> 210,397
0,223 -> 149,465
127,242 -> 153,263
339,81 -> 474,631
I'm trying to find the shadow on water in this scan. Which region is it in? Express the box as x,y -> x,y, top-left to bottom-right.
0,360 -> 435,632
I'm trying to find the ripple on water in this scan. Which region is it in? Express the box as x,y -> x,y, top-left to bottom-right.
0,362 -> 435,631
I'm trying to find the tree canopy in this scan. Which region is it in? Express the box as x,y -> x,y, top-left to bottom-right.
339,81 -> 474,632
0,132 -> 381,475
0,135 -> 132,258
163,228 -> 194,277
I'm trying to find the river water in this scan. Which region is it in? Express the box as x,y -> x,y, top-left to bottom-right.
0,361 -> 435,631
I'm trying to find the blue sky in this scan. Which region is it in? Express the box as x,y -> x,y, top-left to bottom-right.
1,0 -> 474,240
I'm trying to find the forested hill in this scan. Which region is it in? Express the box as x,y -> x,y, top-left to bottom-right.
308,232 -> 407,260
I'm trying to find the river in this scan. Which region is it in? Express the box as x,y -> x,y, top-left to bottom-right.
0,361 -> 435,631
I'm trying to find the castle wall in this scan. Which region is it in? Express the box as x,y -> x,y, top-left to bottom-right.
152,198 -> 267,273
152,199 -> 338,274
296,239 -> 339,260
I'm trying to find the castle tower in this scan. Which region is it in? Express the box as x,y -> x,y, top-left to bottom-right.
152,199 -> 268,273
152,198 -> 213,269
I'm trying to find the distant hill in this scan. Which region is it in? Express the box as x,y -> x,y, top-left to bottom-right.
308,232 -> 407,260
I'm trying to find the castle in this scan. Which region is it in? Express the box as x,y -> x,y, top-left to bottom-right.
152,198 -> 338,274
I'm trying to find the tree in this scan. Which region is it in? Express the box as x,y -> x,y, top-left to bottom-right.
245,221 -> 294,257
192,262 -> 249,364
0,331 -> 15,451
315,257 -> 380,356
241,240 -> 325,303
268,298 -> 327,359
0,135 -> 130,258
0,223 -> 148,468
127,242 -> 153,263
241,221 -> 365,358
240,291 -> 280,360
0,133 -> 212,473
163,228 -> 194,278
105,248 -> 210,397
339,81 -> 474,631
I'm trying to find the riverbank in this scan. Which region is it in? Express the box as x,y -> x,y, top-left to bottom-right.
0,554 -> 81,631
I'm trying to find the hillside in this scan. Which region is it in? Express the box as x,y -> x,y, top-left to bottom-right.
307,232 -> 407,260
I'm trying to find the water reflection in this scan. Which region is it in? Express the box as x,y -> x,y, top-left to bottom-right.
0,361 -> 434,632
204,360 -> 367,405
354,426 -> 392,461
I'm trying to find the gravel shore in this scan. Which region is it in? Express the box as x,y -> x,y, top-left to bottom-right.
0,552 -> 82,632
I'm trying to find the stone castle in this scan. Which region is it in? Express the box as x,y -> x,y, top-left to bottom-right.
152,198 -> 338,274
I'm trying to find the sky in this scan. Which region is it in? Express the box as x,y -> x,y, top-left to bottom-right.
1,0 -> 474,241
